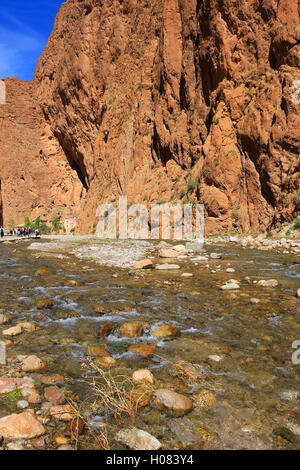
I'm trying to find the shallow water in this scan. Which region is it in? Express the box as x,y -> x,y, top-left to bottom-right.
0,239 -> 299,449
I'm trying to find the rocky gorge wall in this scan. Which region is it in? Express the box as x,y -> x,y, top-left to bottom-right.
0,0 -> 299,234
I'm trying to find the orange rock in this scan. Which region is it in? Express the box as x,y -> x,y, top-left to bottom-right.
132,369 -> 155,385
119,321 -> 145,338
128,344 -> 155,357
49,405 -> 77,421
98,324 -> 114,338
0,412 -> 45,439
44,387 -> 65,405
152,325 -> 180,339
152,389 -> 193,415
21,355 -> 47,372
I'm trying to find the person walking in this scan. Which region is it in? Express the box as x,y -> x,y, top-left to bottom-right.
0,227 -> 4,238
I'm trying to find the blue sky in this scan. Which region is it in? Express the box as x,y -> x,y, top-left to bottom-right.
0,0 -> 64,81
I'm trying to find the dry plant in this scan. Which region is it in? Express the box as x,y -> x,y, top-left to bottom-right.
153,353 -> 230,392
81,359 -> 154,426
66,395 -> 110,450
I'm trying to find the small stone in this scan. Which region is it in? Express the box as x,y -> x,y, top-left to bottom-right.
98,324 -> 114,338
280,390 -> 298,402
181,273 -> 193,277
44,387 -> 65,405
132,369 -> 155,385
119,321 -> 145,338
210,253 -> 222,259
208,354 -> 222,362
94,356 -> 117,367
35,299 -> 53,309
155,263 -> 180,270
6,443 -> 24,450
0,377 -> 34,394
116,427 -> 161,450
36,269 -> 51,276
21,355 -> 46,372
152,389 -> 193,415
226,268 -> 235,273
40,375 -> 66,385
134,259 -> 153,269
0,313 -> 13,325
221,283 -> 240,290
173,245 -> 186,252
0,412 -> 45,439
17,321 -> 37,332
128,344 -> 154,357
159,249 -> 179,259
296,288 -> 300,298
257,279 -> 278,288
17,400 -> 29,409
49,405 -> 77,421
55,436 -> 69,446
32,436 -> 46,450
27,392 -> 42,404
250,297 -> 260,304
3,325 -> 22,336
152,324 -> 180,339
86,346 -> 108,357
193,390 -> 217,409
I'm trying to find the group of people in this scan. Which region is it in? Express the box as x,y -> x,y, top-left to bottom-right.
0,226 -> 40,238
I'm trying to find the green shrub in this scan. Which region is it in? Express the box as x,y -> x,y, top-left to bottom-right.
24,216 -> 31,229
51,218 -> 61,232
187,179 -> 197,192
266,230 -> 273,238
293,194 -> 300,206
40,225 -> 51,235
294,218 -> 300,229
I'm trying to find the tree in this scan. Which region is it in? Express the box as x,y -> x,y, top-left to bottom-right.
24,217 -> 31,229
52,218 -> 61,232
31,217 -> 41,230
8,219 -> 15,229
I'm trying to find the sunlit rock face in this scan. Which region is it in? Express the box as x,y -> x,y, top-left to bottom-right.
0,0 -> 299,234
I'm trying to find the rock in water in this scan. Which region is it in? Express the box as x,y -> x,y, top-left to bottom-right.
152,324 -> 180,339
21,355 -> 46,372
134,259 -> 153,269
116,427 -> 161,450
257,279 -> 278,288
0,341 -> 6,365
159,249 -> 179,259
119,321 -> 145,338
0,412 -> 45,439
132,369 -> 155,385
152,389 -> 193,415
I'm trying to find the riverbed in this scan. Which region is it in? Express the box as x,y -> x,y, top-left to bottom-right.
0,237 -> 299,450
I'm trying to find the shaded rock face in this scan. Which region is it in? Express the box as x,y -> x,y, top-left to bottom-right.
0,78 -> 83,227
1,0 -> 299,233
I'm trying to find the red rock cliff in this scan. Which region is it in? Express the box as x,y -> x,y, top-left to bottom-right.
1,0 -> 299,234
